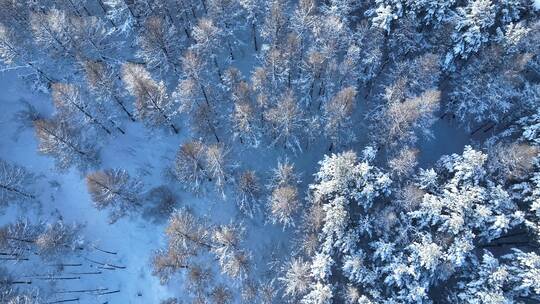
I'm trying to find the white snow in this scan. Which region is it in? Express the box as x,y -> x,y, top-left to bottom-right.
534,0 -> 540,10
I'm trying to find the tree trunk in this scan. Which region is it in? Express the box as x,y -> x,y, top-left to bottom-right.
252,23 -> 258,52
0,184 -> 35,199
113,95 -> 136,121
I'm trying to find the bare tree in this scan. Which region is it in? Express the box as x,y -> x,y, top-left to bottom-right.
0,159 -> 37,209
51,82 -> 113,135
166,208 -> 212,253
230,81 -> 261,146
0,23 -> 53,83
490,143 -> 539,180
192,103 -> 221,142
205,144 -> 232,196
30,9 -> 76,58
69,15 -> 113,60
388,147 -> 419,179
259,280 -> 278,304
264,90 -> 304,151
191,17 -> 223,79
210,284 -> 233,304
174,140 -> 208,192
0,221 -> 33,261
232,99 -> 261,146
152,209 -> 212,284
235,170 -> 262,218
323,86 -> 357,150
395,183 -> 425,212
160,298 -> 179,304
86,169 -> 143,223
219,249 -> 250,280
268,185 -> 300,228
374,89 -> 440,147
186,263 -> 214,296
137,16 -> 183,74
151,248 -> 189,284
279,257 -> 312,299
241,279 -> 259,303
35,221 -> 81,259
270,158 -> 301,188
261,0 -> 289,45
122,63 -> 179,133
34,117 -> 100,171
81,60 -> 135,121
211,223 -> 250,279
176,49 -> 213,109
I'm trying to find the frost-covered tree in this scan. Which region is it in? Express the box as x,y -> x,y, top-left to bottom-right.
388,147 -> 419,179
373,89 -> 440,147
264,90 -> 304,151
35,221 -> 82,259
34,117 -> 99,171
450,250 -> 530,303
30,9 -> 75,58
235,170 -> 262,218
0,22 -> 52,83
211,223 -> 250,280
0,159 -> 37,209
268,185 -> 300,228
121,63 -> 179,133
323,86 -> 357,149
81,60 -> 135,121
137,16 -> 183,75
446,0 -> 497,65
411,146 -> 523,242
51,82 -> 113,135
86,169 -> 143,223
102,0 -> 137,33
152,208 -> 213,284
174,140 -> 208,192
205,144 -> 232,196
279,257 -> 312,299
295,148 -> 390,302
301,281 -> 333,304
448,43 -> 533,128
